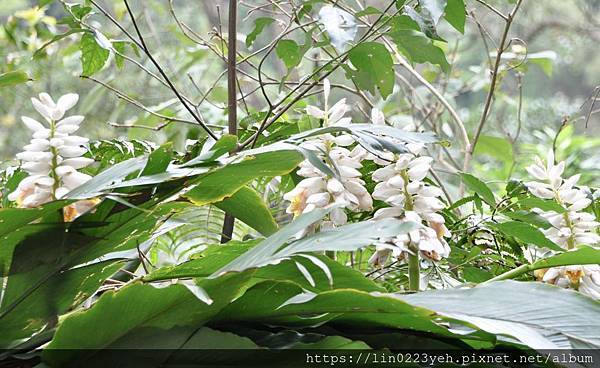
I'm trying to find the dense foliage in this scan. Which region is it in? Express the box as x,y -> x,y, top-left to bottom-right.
0,0 -> 599,366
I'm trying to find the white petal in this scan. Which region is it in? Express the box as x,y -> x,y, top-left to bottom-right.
24,139 -> 50,151
62,171 -> 92,189
306,106 -> 325,119
306,192 -> 330,207
526,165 -> 547,181
371,108 -> 385,125
330,208 -> 347,226
56,124 -> 80,134
372,165 -> 396,182
58,146 -> 88,158
38,92 -> 56,108
56,93 -> 79,112
61,135 -> 89,146
569,198 -> 591,212
61,157 -> 94,169
33,129 -> 52,139
31,98 -> 52,120
22,161 -> 51,174
326,178 -> 345,194
21,116 -> 45,132
55,165 -> 76,177
55,187 -> 69,199
57,115 -> 84,126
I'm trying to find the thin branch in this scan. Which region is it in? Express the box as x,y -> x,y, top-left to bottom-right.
122,0 -> 218,140
463,0 -> 524,177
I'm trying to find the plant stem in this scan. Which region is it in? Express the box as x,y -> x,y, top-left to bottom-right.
462,0 -> 523,183
221,0 -> 238,244
407,252 -> 420,291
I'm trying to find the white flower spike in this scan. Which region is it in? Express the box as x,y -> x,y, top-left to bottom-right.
9,92 -> 96,221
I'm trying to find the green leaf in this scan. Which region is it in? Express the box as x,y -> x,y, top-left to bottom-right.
504,210 -> 551,229
215,186 -> 278,236
347,42 -> 394,99
140,144 -> 172,176
459,172 -> 496,206
219,282 -> 452,337
402,281 -> 600,349
144,240 -> 384,293
0,70 -> 31,88
388,16 -> 449,72
184,149 -> 303,206
276,39 -> 303,70
43,272 -> 255,365
444,0 -> 466,33
355,7 -> 381,17
530,246 -> 600,269
80,32 -> 110,76
518,196 -> 566,213
112,41 -> 126,69
474,135 -> 513,162
184,135 -> 239,166
211,207 -> 418,278
246,17 -> 275,48
33,28 -> 87,58
65,156 -> 148,199
0,259 -> 122,348
489,221 -> 562,251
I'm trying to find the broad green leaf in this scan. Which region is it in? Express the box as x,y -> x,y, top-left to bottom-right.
218,281 -> 454,338
214,186 -> 278,236
401,281 -> 600,349
276,39 -> 303,70
182,135 -> 238,167
65,156 -> 148,199
140,144 -> 172,176
0,70 -> 30,88
209,207 -> 332,278
444,0 -> 466,33
246,17 -> 275,48
489,221 -> 562,251
459,172 -> 496,206
347,42 -> 394,99
0,259 -> 122,348
505,210 -> 551,229
80,32 -> 109,76
0,200 -> 70,239
144,240 -> 384,293
184,150 -> 303,206
529,246 -> 600,269
518,196 -> 566,213
388,16 -> 449,72
43,272 -> 254,365
212,207 -> 418,278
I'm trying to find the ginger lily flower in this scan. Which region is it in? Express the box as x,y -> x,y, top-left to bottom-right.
8,93 -> 96,220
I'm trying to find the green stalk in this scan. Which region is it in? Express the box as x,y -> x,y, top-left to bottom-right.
407,251 -> 420,291
49,120 -> 59,200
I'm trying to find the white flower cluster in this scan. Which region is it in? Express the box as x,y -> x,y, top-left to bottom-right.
526,150 -> 600,299
369,145 -> 450,265
525,150 -> 599,249
283,83 -> 449,266
283,80 -> 372,230
9,93 -> 95,220
539,265 -> 600,299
